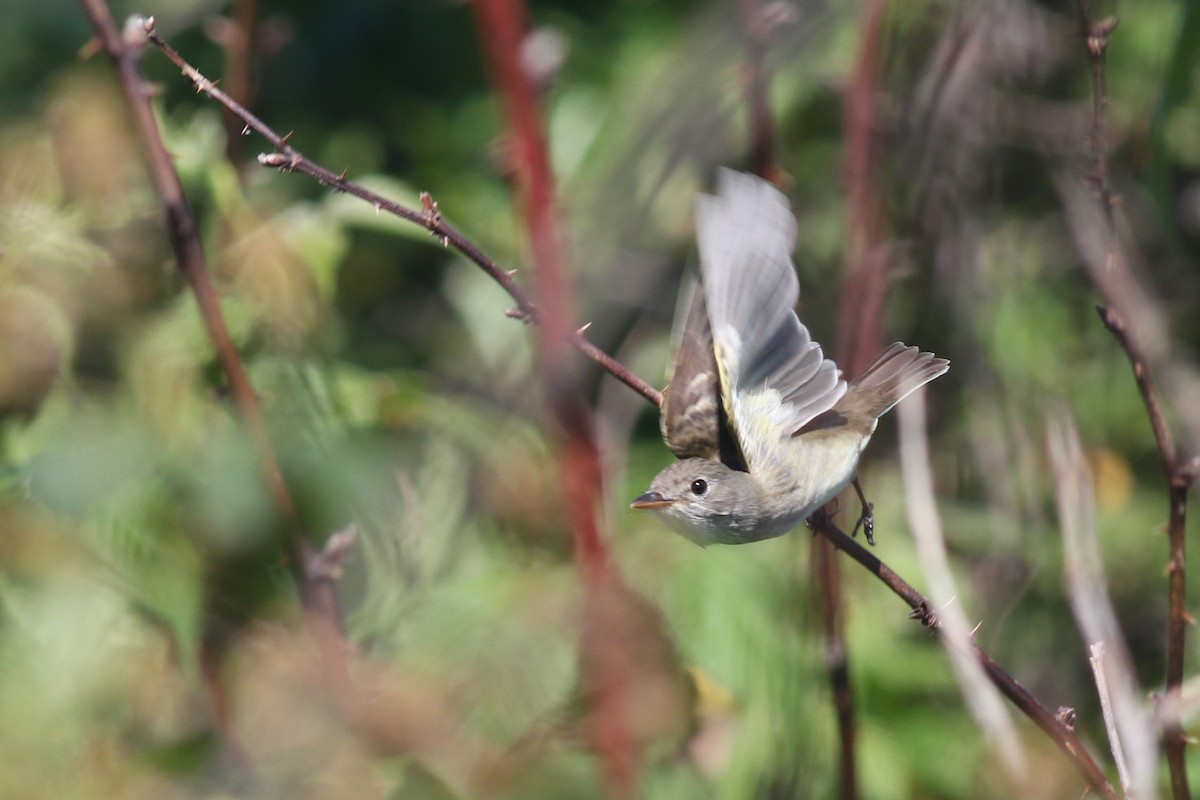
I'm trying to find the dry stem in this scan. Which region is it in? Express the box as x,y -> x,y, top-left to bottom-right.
1070,1 -> 1194,794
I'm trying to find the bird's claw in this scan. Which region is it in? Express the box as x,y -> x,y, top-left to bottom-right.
851,501 -> 875,546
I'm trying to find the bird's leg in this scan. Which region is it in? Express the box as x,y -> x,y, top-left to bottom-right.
850,477 -> 875,546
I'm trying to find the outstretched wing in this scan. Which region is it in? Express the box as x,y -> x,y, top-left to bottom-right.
695,169 -> 846,471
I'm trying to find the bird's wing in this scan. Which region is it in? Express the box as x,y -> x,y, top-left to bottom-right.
695,169 -> 846,469
661,275 -> 720,459
660,276 -> 748,469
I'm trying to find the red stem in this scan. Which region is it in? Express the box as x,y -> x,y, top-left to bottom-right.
471,1 -> 629,794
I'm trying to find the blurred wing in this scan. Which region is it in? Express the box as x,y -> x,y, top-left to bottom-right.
695,170 -> 846,466
661,275 -> 720,459
660,276 -> 748,470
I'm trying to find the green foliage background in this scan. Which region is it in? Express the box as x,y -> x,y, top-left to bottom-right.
1,0 -> 1199,798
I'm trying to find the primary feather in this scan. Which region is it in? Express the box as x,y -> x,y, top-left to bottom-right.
694,169 -> 846,474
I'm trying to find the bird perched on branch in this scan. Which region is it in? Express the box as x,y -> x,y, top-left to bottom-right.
631,170 -> 948,546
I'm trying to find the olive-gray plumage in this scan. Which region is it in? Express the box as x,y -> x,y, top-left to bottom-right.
632,170 -> 948,546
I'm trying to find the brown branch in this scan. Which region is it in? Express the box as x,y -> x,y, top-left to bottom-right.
836,0 -> 890,375
1071,0 -> 1191,793
818,3 -> 894,791
142,18 -> 661,411
1098,305 -> 1196,800
75,4 -> 339,611
217,0 -> 259,166
813,536 -> 858,800
810,513 -> 1118,800
1072,1 -> 1119,227
736,0 -> 778,181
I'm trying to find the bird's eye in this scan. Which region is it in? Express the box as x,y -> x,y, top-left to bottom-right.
690,478 -> 708,496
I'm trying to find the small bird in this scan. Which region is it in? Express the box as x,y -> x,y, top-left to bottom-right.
631,170 -> 948,546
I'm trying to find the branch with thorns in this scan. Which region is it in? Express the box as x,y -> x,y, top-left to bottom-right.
140,15 -> 661,410
1071,1 -> 1195,796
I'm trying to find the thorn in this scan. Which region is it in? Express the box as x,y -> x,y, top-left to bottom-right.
79,36 -> 103,59
1087,17 -> 1119,56
307,524 -> 359,581
241,125 -> 251,136
576,321 -> 593,335
1176,456 -> 1200,485
337,167 -> 348,183
506,269 -> 518,278
281,131 -> 293,146
420,192 -> 443,229
1055,706 -> 1077,730
374,202 -> 382,215
970,620 -> 983,638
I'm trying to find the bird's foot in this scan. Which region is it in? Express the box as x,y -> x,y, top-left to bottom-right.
850,477 -> 875,545
851,502 -> 875,546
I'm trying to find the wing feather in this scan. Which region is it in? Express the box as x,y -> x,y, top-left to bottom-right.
695,170 -> 846,470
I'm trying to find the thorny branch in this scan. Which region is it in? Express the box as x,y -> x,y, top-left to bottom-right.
1099,306 -> 1197,799
76,4 -> 349,622
76,8 -> 355,766
810,514 -> 1117,800
1072,1 -> 1194,796
142,17 -> 661,410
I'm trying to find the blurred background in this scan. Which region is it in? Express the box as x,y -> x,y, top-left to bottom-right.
1,0 -> 1198,797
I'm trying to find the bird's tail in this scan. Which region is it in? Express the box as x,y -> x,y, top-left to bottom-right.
842,343 -> 949,421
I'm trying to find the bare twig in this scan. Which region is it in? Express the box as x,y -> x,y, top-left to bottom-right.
1088,643 -> 1132,793
1072,2 -> 1118,225
809,513 -> 1118,799
215,0 -> 259,165
1069,1 -> 1193,794
76,4 -> 338,616
1098,305 -> 1196,798
142,18 -> 662,410
897,393 -> 1025,779
1046,410 -> 1156,798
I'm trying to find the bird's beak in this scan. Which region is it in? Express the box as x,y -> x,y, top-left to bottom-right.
631,491 -> 673,510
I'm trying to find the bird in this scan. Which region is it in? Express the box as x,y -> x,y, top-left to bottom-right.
631,169 -> 948,546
